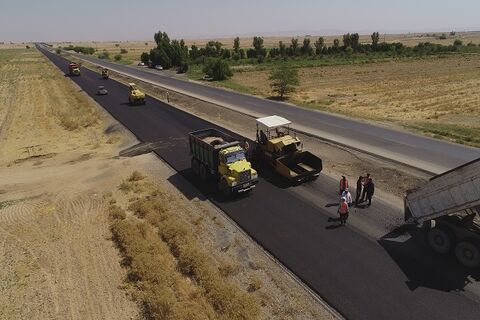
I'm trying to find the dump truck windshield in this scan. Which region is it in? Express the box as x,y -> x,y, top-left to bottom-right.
226,151 -> 245,164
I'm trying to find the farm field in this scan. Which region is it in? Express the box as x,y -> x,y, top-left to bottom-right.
196,53 -> 480,147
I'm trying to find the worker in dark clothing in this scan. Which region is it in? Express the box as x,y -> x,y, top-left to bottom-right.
360,173 -> 371,202
355,175 -> 363,206
365,178 -> 375,206
339,175 -> 348,195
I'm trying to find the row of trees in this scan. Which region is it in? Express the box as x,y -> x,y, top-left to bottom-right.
140,31 -> 189,72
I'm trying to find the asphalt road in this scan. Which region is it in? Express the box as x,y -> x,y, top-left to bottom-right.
60,48 -> 480,174
39,46 -> 480,320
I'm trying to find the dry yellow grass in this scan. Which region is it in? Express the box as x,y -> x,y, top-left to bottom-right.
229,54 -> 480,146
0,48 -> 102,165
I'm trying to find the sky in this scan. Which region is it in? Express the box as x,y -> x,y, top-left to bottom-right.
1,0 -> 479,42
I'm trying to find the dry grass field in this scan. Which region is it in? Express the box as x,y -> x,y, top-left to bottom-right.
225,53 -> 480,146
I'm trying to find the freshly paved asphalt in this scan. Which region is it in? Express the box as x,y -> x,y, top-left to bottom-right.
60,49 -> 480,174
39,46 -> 480,320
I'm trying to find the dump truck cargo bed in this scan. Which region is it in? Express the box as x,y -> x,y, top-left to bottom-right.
405,158 -> 480,224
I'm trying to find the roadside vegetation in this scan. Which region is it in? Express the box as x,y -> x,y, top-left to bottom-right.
109,172 -> 260,320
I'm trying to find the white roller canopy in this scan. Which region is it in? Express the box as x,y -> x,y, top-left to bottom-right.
256,115 -> 291,129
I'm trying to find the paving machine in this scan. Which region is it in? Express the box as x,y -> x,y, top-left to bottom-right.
255,115 -> 322,182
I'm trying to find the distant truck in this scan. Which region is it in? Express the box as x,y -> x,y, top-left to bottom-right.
405,158 -> 480,267
102,68 -> 109,79
128,83 -> 145,105
189,128 -> 258,196
255,116 -> 322,183
68,62 -> 80,76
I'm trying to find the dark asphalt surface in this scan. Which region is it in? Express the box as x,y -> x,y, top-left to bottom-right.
39,46 -> 480,320
63,50 -> 480,173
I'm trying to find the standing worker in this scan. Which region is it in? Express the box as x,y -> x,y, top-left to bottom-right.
339,175 -> 349,195
365,178 -> 375,206
341,188 -> 353,206
361,173 -> 371,202
355,175 -> 363,206
338,197 -> 349,225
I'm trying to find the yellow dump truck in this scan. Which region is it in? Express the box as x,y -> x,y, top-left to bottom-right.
128,83 -> 145,105
102,68 -> 109,79
189,128 -> 258,196
255,115 -> 322,182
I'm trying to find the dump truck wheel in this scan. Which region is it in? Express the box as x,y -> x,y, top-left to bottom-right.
191,158 -> 200,176
219,179 -> 231,197
455,241 -> 480,268
199,164 -> 208,181
427,227 -> 453,254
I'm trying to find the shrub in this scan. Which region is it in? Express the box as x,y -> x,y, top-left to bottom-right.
114,54 -> 122,61
109,205 -> 126,220
202,58 -> 232,81
56,48 -> 61,54
129,171 -> 145,182
120,48 -> 128,54
98,50 -> 110,59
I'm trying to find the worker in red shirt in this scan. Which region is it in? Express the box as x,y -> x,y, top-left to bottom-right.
338,197 -> 349,225
339,175 -> 348,195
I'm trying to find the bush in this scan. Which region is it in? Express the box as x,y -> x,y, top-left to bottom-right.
120,48 -> 128,54
98,50 -> 110,59
129,171 -> 145,182
203,58 -> 232,81
114,54 -> 122,61
454,39 -> 463,46
56,48 -> 61,54
109,205 -> 126,220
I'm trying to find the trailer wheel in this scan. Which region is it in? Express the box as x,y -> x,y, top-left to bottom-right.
427,227 -> 453,254
455,241 -> 480,268
199,164 -> 208,181
191,158 -> 200,176
219,179 -> 231,197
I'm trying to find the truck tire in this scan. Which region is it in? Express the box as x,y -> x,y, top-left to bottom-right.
219,179 -> 232,197
455,241 -> 480,268
427,227 -> 453,254
191,158 -> 200,176
199,164 -> 208,181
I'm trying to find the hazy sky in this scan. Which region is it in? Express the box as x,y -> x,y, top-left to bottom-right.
1,0 -> 479,42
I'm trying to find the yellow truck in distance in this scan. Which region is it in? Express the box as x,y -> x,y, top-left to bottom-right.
189,128 -> 258,197
128,83 -> 145,105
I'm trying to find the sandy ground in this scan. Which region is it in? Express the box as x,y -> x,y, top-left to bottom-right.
0,48 -> 340,319
0,48 -> 140,319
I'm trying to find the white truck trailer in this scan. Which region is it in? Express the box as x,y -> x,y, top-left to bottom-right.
405,158 -> 480,267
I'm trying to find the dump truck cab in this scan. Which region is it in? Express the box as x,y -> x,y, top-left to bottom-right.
255,116 -> 322,182
128,83 -> 145,105
189,128 -> 258,197
102,68 -> 109,79
68,62 -> 80,76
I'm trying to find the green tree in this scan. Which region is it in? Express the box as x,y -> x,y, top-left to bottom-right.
252,36 -> 265,57
301,38 -> 313,55
332,39 -> 340,53
291,38 -> 299,55
203,58 -> 232,80
314,37 -> 325,55
140,52 -> 150,64
371,32 -> 380,50
269,66 -> 299,99
233,37 -> 240,53
279,41 -> 286,57
149,47 -> 171,69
